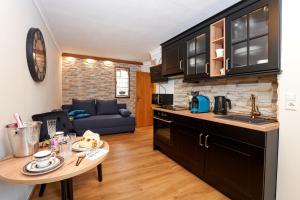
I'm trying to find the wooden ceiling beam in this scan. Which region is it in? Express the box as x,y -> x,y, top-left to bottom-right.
62,53 -> 143,66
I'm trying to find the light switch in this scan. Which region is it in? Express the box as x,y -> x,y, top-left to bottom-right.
285,93 -> 297,111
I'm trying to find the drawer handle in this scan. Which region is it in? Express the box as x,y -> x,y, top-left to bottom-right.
205,135 -> 209,148
153,116 -> 173,123
205,63 -> 209,74
199,133 -> 204,146
179,60 -> 183,70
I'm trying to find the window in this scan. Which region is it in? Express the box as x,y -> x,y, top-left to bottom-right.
115,67 -> 130,98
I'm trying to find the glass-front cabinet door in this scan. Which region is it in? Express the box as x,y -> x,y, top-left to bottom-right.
184,27 -> 210,81
226,0 -> 280,75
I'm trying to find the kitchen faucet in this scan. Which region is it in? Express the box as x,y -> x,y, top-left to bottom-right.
250,94 -> 261,118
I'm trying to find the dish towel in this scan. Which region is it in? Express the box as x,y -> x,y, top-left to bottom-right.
85,148 -> 109,161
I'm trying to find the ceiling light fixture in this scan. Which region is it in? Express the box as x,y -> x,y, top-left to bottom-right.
86,58 -> 96,64
103,60 -> 113,67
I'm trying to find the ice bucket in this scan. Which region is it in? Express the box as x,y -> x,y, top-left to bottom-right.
6,121 -> 42,157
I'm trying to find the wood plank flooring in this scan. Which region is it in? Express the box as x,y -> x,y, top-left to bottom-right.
30,126 -> 229,200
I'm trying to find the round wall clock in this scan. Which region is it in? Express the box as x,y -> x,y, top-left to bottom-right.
26,28 -> 47,82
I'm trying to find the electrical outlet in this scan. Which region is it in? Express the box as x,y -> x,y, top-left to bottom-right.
285,93 -> 297,111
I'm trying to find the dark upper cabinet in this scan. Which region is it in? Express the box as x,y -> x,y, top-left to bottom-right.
204,133 -> 264,200
183,27 -> 210,81
162,40 -> 184,76
150,64 -> 168,83
226,0 -> 280,75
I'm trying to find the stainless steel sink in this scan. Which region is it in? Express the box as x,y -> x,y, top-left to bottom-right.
216,114 -> 277,125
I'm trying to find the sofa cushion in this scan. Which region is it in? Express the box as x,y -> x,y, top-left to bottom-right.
119,109 -> 131,117
73,114 -> 135,130
72,99 -> 96,116
74,113 -> 91,119
96,99 -> 118,115
68,109 -> 87,117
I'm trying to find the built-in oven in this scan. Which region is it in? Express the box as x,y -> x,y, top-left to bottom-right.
153,111 -> 173,146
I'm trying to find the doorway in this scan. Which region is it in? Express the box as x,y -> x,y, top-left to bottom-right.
136,72 -> 153,127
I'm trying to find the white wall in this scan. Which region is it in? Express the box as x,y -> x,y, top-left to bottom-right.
276,1 -> 300,199
0,0 -> 61,199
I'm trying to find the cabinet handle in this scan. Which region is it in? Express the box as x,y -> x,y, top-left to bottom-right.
205,135 -> 209,148
179,60 -> 183,70
199,133 -> 204,146
205,63 -> 209,74
225,58 -> 230,70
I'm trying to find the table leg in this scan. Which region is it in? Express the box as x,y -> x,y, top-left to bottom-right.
60,178 -> 73,200
39,184 -> 47,197
97,163 -> 103,182
67,178 -> 73,200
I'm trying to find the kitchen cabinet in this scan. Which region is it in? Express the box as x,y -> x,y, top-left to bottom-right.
183,27 -> 210,81
153,110 -> 279,200
172,123 -> 205,177
226,0 -> 280,75
162,40 -> 184,76
150,64 -> 168,83
159,0 -> 280,79
204,132 -> 264,200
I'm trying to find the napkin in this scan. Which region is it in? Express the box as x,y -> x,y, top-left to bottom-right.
85,148 -> 109,161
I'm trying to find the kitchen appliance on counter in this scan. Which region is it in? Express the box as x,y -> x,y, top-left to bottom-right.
191,93 -> 210,113
213,96 -> 232,115
152,94 -> 173,106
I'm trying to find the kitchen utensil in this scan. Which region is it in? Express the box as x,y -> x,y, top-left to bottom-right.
213,96 -> 232,115
72,140 -> 104,152
47,119 -> 56,139
216,48 -> 224,57
33,150 -> 56,168
75,152 -> 86,166
6,121 -> 42,157
21,156 -> 64,176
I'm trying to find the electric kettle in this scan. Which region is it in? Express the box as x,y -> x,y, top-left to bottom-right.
213,96 -> 231,115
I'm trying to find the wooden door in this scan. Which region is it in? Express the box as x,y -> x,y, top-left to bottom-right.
136,72 -> 153,127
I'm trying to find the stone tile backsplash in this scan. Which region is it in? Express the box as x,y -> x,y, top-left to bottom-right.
174,75 -> 278,118
62,57 -> 140,113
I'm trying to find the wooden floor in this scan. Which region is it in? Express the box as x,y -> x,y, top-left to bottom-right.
31,127 -> 229,200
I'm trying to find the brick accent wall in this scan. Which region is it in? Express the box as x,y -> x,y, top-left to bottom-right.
62,57 -> 140,113
174,75 -> 278,118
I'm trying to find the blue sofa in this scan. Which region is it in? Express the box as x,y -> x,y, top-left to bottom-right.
62,99 -> 135,135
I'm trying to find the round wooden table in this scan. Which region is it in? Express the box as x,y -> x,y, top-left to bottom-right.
0,141 -> 109,200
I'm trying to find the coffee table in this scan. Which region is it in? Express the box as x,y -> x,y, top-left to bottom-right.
0,140 -> 109,200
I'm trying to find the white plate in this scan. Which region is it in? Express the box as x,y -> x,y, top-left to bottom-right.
21,156 -> 64,176
26,157 -> 60,173
72,140 -> 104,152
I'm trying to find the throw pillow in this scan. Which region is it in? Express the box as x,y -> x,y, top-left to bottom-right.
68,109 -> 87,117
119,108 -> 132,117
74,113 -> 91,119
96,99 -> 118,115
72,99 -> 96,116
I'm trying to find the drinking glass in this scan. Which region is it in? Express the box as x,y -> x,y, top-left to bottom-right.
47,119 -> 56,139
68,132 -> 77,143
60,135 -> 72,159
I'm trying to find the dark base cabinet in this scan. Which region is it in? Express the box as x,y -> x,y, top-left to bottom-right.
204,134 -> 264,200
153,111 -> 278,200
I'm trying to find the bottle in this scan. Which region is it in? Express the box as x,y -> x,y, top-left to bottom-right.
13,113 -> 24,128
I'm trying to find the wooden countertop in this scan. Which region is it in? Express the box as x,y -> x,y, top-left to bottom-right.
152,107 -> 279,132
0,141 -> 109,185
